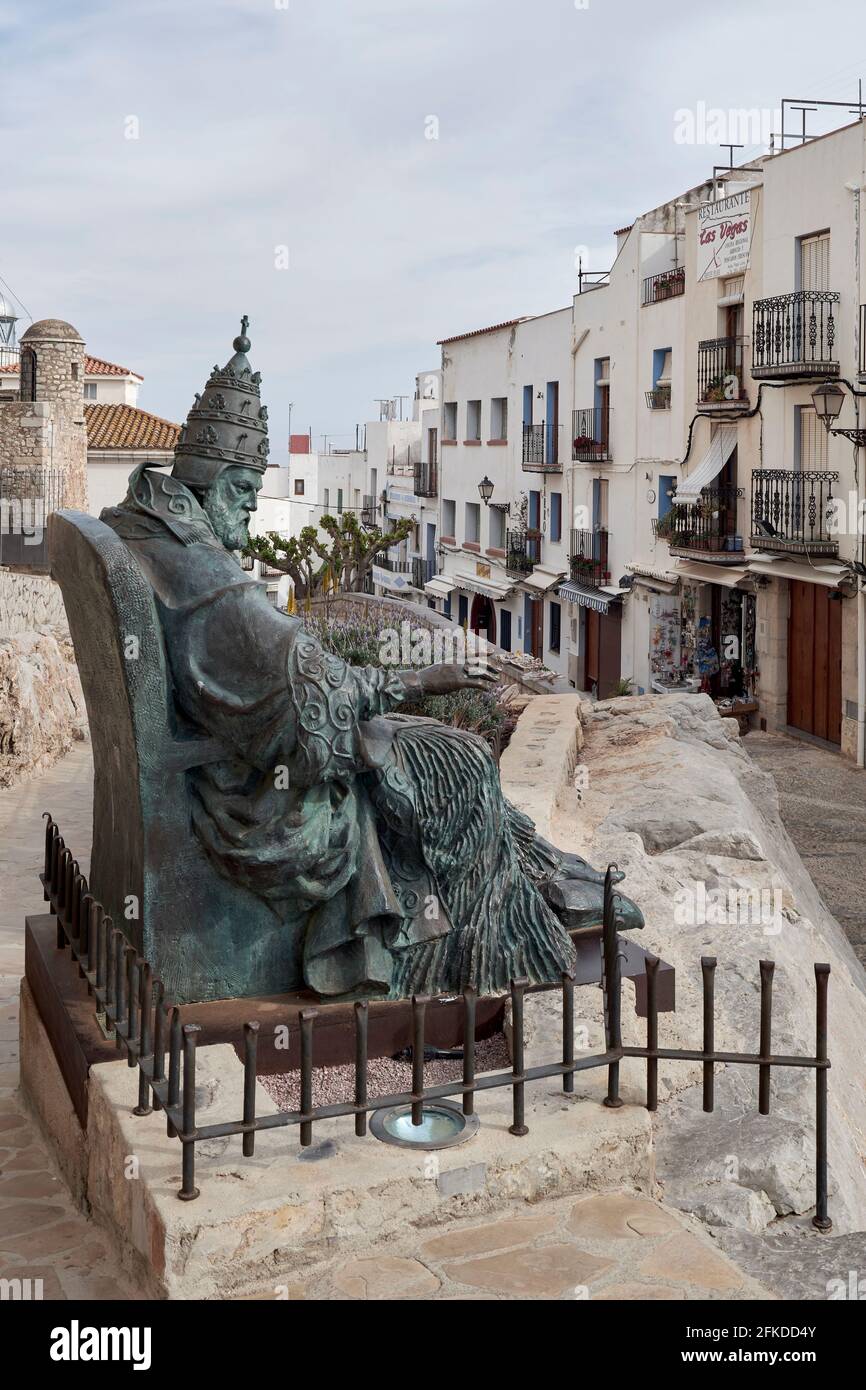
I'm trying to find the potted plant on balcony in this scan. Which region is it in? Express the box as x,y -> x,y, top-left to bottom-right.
573,433 -> 599,457
702,375 -> 729,404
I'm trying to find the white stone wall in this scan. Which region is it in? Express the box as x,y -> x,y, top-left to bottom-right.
0,569 -> 69,636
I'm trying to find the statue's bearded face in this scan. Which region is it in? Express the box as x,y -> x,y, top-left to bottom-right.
202,466 -> 262,551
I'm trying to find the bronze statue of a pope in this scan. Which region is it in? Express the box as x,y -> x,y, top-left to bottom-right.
99,322 -> 641,1001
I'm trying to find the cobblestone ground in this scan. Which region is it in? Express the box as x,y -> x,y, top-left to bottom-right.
743,731 -> 866,966
0,747 -> 771,1302
0,745 -> 140,1300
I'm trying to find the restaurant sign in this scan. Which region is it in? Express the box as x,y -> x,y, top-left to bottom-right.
696,190 -> 752,282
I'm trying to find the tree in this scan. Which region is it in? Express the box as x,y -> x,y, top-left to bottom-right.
243,511 -> 414,601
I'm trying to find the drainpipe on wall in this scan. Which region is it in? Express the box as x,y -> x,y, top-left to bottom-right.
853,163 -> 866,769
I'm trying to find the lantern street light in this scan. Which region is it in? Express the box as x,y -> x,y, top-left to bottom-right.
478,475 -> 495,506
811,382 -> 845,433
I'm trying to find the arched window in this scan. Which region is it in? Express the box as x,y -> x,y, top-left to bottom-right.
20,348 -> 37,401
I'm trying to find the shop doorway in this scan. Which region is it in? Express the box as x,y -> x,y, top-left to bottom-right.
787,580 -> 842,745
469,593 -> 496,645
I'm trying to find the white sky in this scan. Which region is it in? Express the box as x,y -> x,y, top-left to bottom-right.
3,0 -> 866,448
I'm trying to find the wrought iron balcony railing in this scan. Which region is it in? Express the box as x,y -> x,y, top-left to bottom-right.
653,484 -> 744,557
750,469 -> 839,555
751,291 -> 840,378
412,556 -> 436,588
642,267 -> 685,306
568,527 -> 610,589
413,458 -> 438,498
572,407 -> 612,461
505,528 -> 541,577
522,423 -> 562,471
698,336 -> 749,406
645,386 -> 671,411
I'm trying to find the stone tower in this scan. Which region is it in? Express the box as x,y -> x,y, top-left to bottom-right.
2,318 -> 89,511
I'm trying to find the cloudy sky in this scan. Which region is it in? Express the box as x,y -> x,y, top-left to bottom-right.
3,0 -> 866,448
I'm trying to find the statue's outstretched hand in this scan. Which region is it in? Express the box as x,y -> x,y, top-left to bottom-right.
418,660 -> 500,695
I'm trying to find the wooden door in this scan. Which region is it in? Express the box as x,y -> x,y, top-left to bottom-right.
584,607 -> 600,691
597,609 -> 622,699
787,580 -> 842,744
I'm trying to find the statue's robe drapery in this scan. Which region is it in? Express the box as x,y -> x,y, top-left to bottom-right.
101,468 -> 575,998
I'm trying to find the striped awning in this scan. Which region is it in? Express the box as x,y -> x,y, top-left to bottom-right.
424,576 -> 456,598
521,565 -> 566,594
454,570 -> 514,600
674,424 -> 738,503
558,580 -> 615,613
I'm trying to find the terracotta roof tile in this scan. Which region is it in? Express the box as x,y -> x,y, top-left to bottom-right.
85,403 -> 180,452
437,318 -> 527,346
84,354 -> 142,378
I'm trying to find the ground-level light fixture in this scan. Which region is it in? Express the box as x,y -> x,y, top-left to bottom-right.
478,475 -> 495,506
811,381 -> 845,432
370,1099 -> 480,1150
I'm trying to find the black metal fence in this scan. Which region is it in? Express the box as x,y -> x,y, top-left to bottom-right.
41,815 -> 832,1229
750,469 -> 839,554
505,528 -> 540,577
752,291 -> 839,376
654,484 -> 744,554
572,407 -> 612,461
697,336 -> 749,404
412,556 -> 435,588
414,458 -> 438,498
642,267 -> 685,305
569,527 -> 610,588
522,423 -> 562,471
645,387 -> 671,411
0,467 -> 64,571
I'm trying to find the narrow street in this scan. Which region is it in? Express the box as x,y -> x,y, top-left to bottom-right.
743,731 -> 866,967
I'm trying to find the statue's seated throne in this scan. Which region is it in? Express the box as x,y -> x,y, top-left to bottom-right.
50,510 -> 304,1003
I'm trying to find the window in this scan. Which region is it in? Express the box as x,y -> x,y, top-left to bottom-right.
71,363 -> 79,381
799,232 -> 831,292
323,488 -> 330,509
466,400 -> 481,440
464,501 -> 480,544
658,475 -> 676,519
500,608 -> 512,651
490,397 -> 508,440
442,498 -> 456,538
294,478 -> 305,496
522,385 -> 533,426
444,402 -> 457,440
489,505 -> 506,550
550,492 -> 562,542
797,407 -> 829,471
354,489 -> 360,510
83,381 -> 97,399
549,600 -> 561,653
337,489 -> 343,514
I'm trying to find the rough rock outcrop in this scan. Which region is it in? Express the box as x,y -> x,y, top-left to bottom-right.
527,692 -> 866,1235
0,624 -> 86,787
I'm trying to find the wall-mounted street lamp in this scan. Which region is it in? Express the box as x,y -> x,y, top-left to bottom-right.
478,475 -> 495,506
811,382 -> 846,432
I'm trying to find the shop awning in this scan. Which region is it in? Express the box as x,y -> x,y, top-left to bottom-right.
674,559 -> 752,589
746,557 -> 848,589
454,570 -> 514,601
521,566 -> 566,594
626,564 -> 680,594
424,576 -> 456,599
674,425 -> 738,504
558,580 -> 618,613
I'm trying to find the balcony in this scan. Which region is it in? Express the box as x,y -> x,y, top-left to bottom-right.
645,386 -> 671,411
413,456 -> 438,498
751,291 -> 840,378
522,423 -> 562,472
505,528 -> 541,578
568,528 -> 610,589
642,267 -> 685,306
572,407 -> 612,462
412,556 -> 436,588
697,337 -> 750,410
653,484 -> 745,561
750,469 -> 839,557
